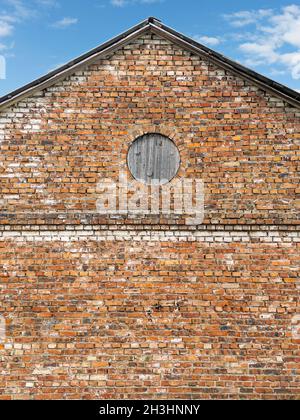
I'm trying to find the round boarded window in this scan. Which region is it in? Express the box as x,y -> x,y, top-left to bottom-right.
127,133 -> 180,185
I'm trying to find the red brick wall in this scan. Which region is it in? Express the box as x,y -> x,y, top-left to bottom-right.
0,34 -> 299,225
0,233 -> 299,399
0,32 -> 299,399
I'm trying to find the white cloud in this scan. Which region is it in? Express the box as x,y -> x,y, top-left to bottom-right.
193,35 -> 221,47
52,17 -> 78,29
0,41 -> 14,51
239,43 -> 278,64
226,4 -> 300,80
281,52 -> 300,80
266,5 -> 300,48
111,0 -> 126,5
0,43 -> 8,51
0,0 -> 61,59
224,9 -> 273,27
5,0 -> 36,20
0,21 -> 14,37
111,0 -> 162,6
35,0 -> 59,6
0,0 -> 36,39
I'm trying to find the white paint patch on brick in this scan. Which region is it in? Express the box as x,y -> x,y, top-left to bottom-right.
41,199 -> 57,205
104,64 -> 121,79
0,229 -> 299,243
224,253 -> 235,268
33,367 -> 54,375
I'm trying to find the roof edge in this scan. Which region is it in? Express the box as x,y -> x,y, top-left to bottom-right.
1,17 -> 300,110
149,21 -> 300,108
0,18 -> 152,109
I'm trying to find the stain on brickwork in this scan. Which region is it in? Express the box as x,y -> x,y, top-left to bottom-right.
0,27 -> 299,399
0,34 -> 299,225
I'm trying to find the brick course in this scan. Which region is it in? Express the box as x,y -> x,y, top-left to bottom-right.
0,31 -> 299,399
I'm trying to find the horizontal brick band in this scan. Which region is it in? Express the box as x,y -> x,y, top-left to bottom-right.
0,224 -> 299,232
0,228 -> 299,243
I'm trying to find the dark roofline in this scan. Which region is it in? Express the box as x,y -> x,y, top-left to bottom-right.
1,17 -> 300,109
154,20 -> 300,106
0,18 -> 154,107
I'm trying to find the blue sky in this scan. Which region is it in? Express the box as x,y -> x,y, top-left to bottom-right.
0,0 -> 300,96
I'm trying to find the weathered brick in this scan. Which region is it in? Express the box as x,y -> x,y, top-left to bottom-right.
0,30 -> 299,401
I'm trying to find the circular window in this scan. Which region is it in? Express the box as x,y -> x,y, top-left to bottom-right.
127,133 -> 180,185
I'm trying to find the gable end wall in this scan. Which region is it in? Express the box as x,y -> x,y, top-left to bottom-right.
0,32 -> 299,400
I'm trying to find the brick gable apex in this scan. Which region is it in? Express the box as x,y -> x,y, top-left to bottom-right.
1,17 -> 300,110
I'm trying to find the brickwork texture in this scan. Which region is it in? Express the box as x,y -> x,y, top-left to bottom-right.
0,32 -> 299,399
